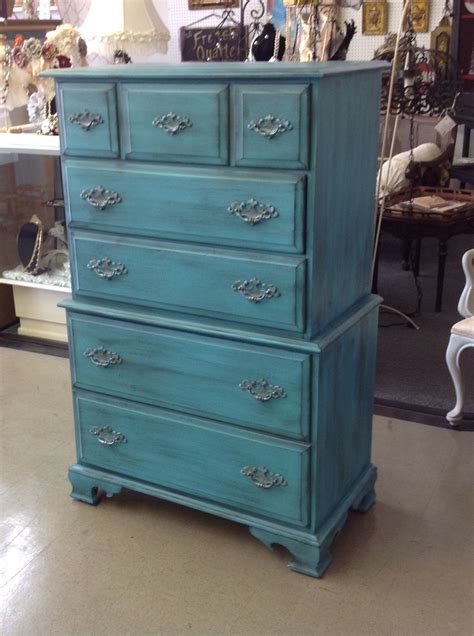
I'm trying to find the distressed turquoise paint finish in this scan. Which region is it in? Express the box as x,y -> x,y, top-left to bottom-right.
48,62 -> 387,577
64,160 -> 306,253
56,82 -> 119,158
69,312 -> 311,439
75,392 -> 310,526
71,231 -> 307,332
232,84 -> 310,169
118,83 -> 229,165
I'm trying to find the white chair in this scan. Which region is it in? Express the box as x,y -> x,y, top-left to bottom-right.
446,248 -> 474,426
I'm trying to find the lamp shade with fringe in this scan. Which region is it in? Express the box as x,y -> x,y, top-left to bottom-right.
80,0 -> 170,59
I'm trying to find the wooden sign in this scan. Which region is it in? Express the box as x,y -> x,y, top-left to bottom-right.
180,26 -> 247,62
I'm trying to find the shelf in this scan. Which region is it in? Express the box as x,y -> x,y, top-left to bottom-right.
462,75 -> 474,81
460,13 -> 474,19
0,277 -> 71,294
0,132 -> 60,156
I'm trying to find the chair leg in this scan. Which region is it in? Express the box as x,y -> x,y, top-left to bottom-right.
445,334 -> 473,426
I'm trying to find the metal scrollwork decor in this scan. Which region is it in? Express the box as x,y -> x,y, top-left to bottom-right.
248,114 -> 293,139
87,257 -> 128,280
228,198 -> 278,226
69,110 -> 104,131
81,186 -> 122,211
84,347 -> 123,368
152,112 -> 193,135
89,426 -> 127,446
240,378 -> 286,401
232,278 -> 280,303
240,466 -> 287,489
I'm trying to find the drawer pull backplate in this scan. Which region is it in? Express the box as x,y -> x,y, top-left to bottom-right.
84,346 -> 122,367
248,114 -> 293,140
152,112 -> 192,135
69,110 -> 104,131
240,378 -> 286,401
232,278 -> 280,303
90,426 -> 127,446
241,466 -> 288,489
87,257 -> 127,280
81,186 -> 122,211
228,198 -> 278,226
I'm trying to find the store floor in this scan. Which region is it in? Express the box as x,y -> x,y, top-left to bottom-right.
0,348 -> 473,636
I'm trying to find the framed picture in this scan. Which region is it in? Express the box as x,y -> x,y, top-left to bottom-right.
362,1 -> 388,36
188,0 -> 239,9
404,0 -> 430,33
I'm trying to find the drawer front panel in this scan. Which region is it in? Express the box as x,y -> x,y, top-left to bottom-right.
75,393 -> 310,526
233,84 -> 310,169
72,233 -> 306,332
64,161 -> 305,253
119,83 -> 228,165
70,314 -> 311,439
56,83 -> 119,158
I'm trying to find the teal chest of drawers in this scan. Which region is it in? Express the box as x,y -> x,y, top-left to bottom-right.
48,62 -> 386,577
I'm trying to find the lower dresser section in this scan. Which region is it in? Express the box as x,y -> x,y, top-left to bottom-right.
64,296 -> 380,577
75,392 -> 310,527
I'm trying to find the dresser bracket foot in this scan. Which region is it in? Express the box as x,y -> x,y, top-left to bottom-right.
350,468 -> 377,513
249,527 -> 334,578
69,467 -> 123,505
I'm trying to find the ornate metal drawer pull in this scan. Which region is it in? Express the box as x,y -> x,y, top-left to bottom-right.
84,346 -> 122,367
248,114 -> 293,140
90,426 -> 127,446
240,379 -> 286,401
69,110 -> 104,131
87,257 -> 127,280
152,112 -> 192,135
81,186 -> 122,211
232,278 -> 280,303
228,198 -> 278,226
241,466 -> 287,489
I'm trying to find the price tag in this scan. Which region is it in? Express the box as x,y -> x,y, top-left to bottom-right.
435,115 -> 457,137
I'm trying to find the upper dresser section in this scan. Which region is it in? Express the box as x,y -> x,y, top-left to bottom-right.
51,62 -> 385,170
56,80 -> 308,168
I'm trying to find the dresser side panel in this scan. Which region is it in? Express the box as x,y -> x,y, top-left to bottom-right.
309,72 -> 381,335
312,305 -> 379,530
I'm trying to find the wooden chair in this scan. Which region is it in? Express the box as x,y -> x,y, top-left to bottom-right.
446,248 -> 474,426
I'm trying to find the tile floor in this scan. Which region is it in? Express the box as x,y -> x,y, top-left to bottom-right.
0,347 -> 473,636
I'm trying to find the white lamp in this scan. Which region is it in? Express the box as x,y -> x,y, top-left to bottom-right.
80,0 -> 170,59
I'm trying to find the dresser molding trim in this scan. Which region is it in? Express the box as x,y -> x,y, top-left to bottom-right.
60,293 -> 381,354
43,61 -> 388,82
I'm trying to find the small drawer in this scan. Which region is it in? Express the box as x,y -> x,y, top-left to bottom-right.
69,314 -> 311,439
71,232 -> 306,333
233,84 -> 310,170
119,83 -> 228,165
75,393 -> 310,526
64,160 -> 306,254
56,82 -> 119,158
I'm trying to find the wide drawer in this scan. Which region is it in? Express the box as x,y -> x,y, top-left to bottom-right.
71,232 -> 306,332
56,82 -> 119,158
69,313 -> 311,439
64,160 -> 305,254
75,392 -> 310,526
119,83 -> 228,165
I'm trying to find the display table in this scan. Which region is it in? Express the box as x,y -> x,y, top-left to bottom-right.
382,187 -> 474,312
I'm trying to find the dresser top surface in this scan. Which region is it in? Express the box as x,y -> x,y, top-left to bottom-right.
43,61 -> 388,81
